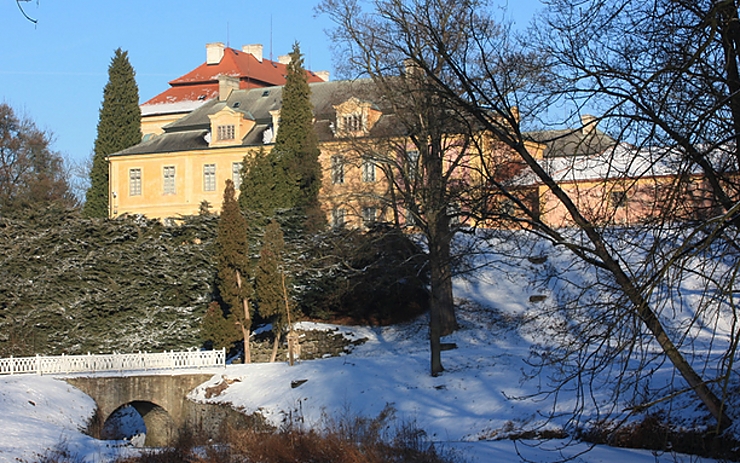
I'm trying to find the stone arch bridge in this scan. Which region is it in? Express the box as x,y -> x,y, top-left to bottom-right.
66,373 -> 248,447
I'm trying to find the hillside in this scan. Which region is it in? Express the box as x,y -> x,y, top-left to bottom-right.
0,293 -> 734,462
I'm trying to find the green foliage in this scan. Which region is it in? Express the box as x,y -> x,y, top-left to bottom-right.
84,48 -> 142,218
0,207 -> 218,355
200,301 -> 238,350
241,43 -> 325,232
255,221 -> 297,335
298,226 -> 429,323
215,180 -> 253,333
238,148 -> 285,225
0,103 -> 76,213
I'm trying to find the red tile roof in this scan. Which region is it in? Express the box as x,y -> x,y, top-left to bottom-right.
143,47 -> 326,106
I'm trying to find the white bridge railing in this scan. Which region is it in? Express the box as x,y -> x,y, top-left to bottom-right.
0,349 -> 226,376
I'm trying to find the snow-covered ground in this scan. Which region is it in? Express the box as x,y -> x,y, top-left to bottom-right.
0,236 -> 734,463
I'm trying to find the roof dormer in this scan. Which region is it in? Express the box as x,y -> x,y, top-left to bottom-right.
333,97 -> 381,137
207,105 -> 255,147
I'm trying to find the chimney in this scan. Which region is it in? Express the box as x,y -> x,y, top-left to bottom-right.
278,54 -> 291,65
510,106 -> 520,124
581,114 -> 598,136
242,44 -> 263,62
403,58 -> 421,76
315,70 -> 330,82
206,42 -> 225,65
218,74 -> 239,101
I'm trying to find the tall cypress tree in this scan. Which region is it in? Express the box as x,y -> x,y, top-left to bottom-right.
84,48 -> 142,218
255,220 -> 296,361
240,42 -> 324,232
238,148 -> 282,225
216,180 -> 254,362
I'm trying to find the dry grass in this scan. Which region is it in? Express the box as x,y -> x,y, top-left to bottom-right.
114,405 -> 461,463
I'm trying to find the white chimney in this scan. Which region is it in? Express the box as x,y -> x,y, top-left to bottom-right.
218,75 -> 239,101
581,114 -> 598,136
206,42 -> 225,65
242,44 -> 263,62
315,70 -> 330,82
278,54 -> 291,65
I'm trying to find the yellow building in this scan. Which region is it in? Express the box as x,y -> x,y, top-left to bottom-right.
139,42 -> 328,141
117,63 -> 712,230
109,79 -> 394,227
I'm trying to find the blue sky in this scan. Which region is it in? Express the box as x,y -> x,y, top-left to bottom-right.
0,0 -> 541,167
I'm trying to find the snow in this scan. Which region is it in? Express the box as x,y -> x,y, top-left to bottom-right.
139,100 -> 208,117
0,236 -> 733,463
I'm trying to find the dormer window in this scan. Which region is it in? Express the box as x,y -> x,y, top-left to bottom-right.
334,97 -> 381,136
217,124 -> 235,141
208,106 -> 255,147
342,114 -> 364,132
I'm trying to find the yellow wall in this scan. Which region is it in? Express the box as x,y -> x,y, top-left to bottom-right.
317,141 -> 393,228
108,141 -> 394,226
109,147 -> 258,219
140,113 -> 185,139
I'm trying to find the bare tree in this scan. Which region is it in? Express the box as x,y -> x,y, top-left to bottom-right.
0,103 -> 76,212
320,0 -> 738,432
16,0 -> 37,25
318,0 -> 520,374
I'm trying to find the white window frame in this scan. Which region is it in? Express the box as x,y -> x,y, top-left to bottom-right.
129,168 -> 141,196
407,149 -> 420,180
232,162 -> 243,190
342,113 -> 363,132
163,166 -> 176,195
332,208 -> 346,229
361,160 -> 376,183
362,206 -> 377,227
331,155 -> 345,185
203,163 -> 216,192
217,124 -> 235,141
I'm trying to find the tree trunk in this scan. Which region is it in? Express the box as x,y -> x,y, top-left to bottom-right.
612,259 -> 732,431
241,325 -> 251,364
717,0 -> 740,171
430,297 -> 443,376
429,239 -> 457,336
428,211 -> 457,376
270,331 -> 282,363
236,270 -> 251,364
512,142 -> 733,430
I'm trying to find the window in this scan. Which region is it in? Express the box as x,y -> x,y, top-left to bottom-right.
405,207 -> 416,227
217,124 -> 235,141
129,168 -> 141,196
331,156 -> 345,185
232,162 -> 243,190
361,160 -> 376,183
203,164 -> 216,192
447,203 -> 461,225
610,190 -> 627,209
163,166 -> 176,195
362,206 -> 377,227
331,208 -> 346,229
406,150 -> 420,180
342,114 -> 363,132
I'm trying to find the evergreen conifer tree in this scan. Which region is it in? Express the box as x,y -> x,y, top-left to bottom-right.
238,148 -> 281,224
84,48 -> 142,218
255,220 -> 296,361
215,179 -> 254,362
200,301 -> 238,350
240,43 -> 324,232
